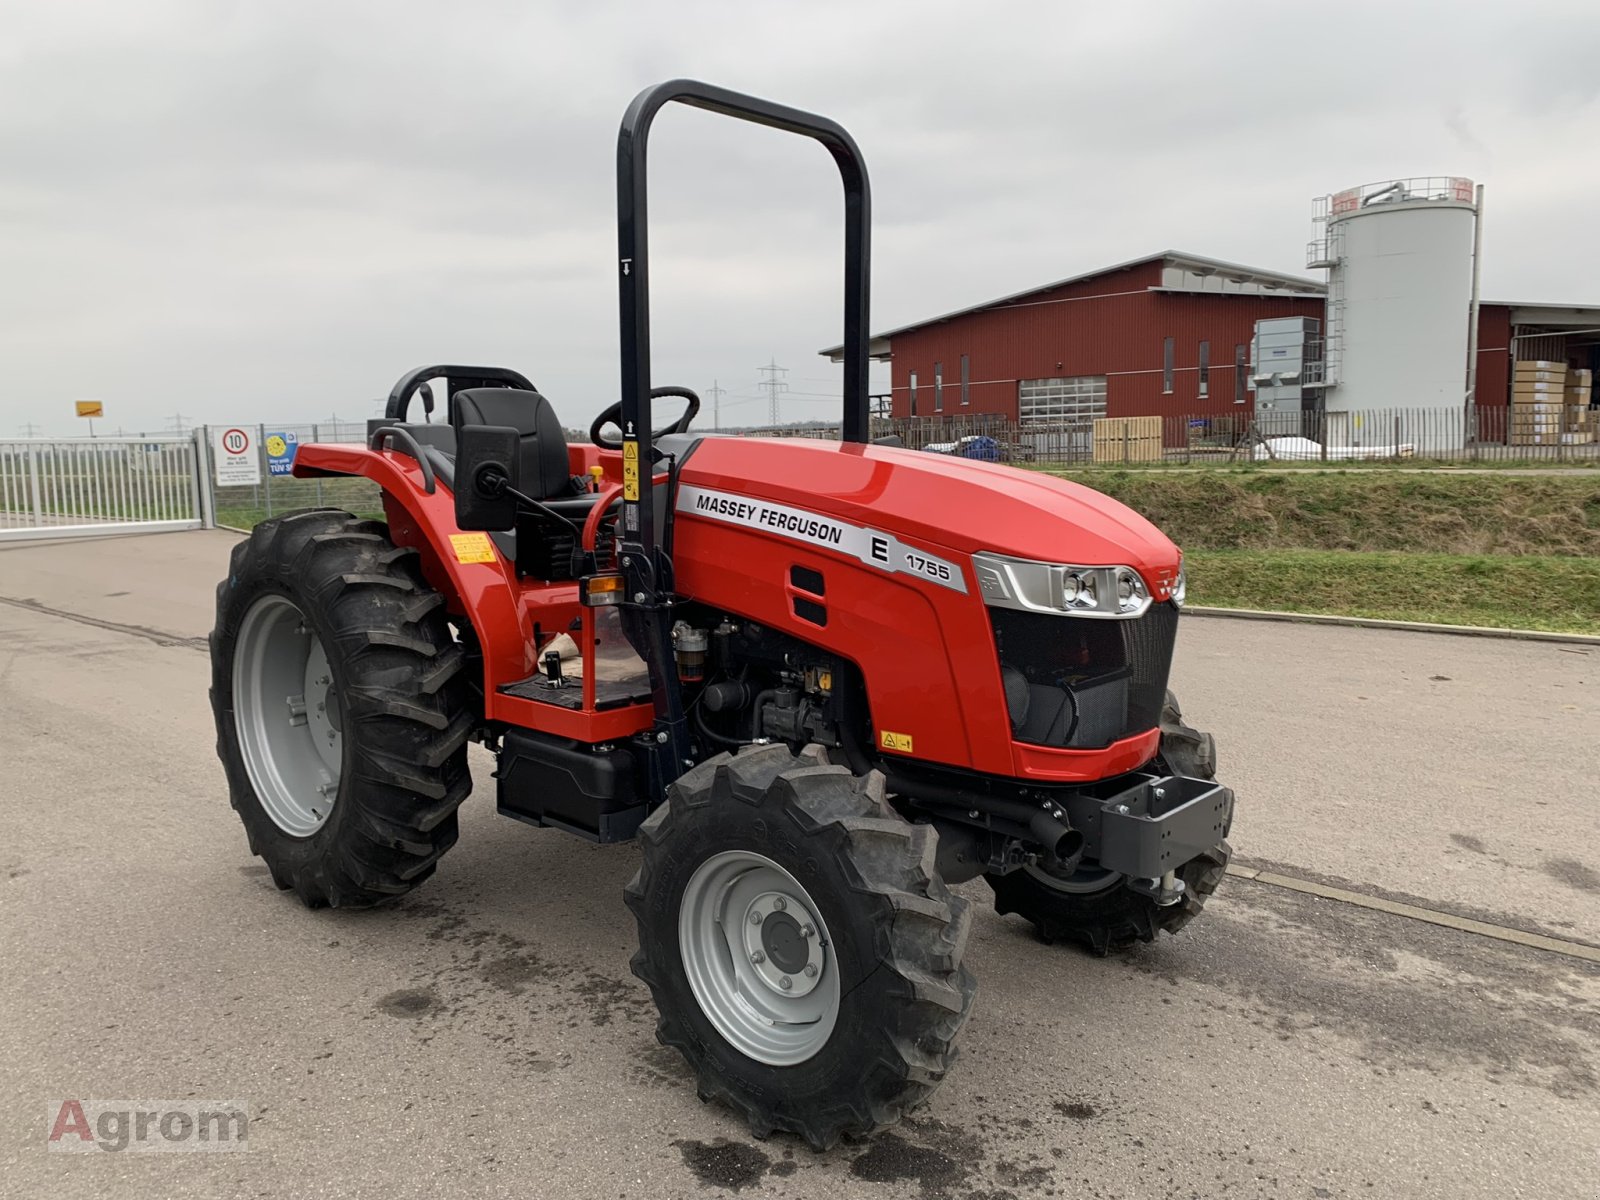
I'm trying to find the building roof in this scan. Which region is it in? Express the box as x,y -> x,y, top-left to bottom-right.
819,250 -> 1325,360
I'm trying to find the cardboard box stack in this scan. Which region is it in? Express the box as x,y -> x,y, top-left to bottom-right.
1510,361 -> 1593,446
1565,368 -> 1593,445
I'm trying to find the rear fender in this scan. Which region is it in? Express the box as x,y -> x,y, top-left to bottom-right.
292,443 -> 536,688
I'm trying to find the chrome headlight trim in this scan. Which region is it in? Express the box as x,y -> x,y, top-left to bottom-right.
972,552 -> 1154,620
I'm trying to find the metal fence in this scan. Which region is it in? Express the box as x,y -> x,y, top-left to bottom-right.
733,406 -> 1600,467
0,435 -> 205,541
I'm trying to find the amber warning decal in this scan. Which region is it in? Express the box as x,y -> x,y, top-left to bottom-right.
449,532 -> 497,564
675,485 -> 967,594
879,730 -> 915,753
622,440 -> 640,502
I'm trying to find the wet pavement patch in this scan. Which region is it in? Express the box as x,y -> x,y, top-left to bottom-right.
1543,857 -> 1600,892
376,987 -> 438,1018
1053,1100 -> 1098,1120
479,952 -> 548,994
848,1132 -> 970,1199
675,1138 -> 771,1191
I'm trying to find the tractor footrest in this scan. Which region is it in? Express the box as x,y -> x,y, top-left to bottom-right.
1093,775 -> 1233,880
499,674 -> 654,712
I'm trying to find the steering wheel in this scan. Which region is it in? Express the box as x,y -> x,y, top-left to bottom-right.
590,386 -> 700,450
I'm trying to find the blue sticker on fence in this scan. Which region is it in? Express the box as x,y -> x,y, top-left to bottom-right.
265,431 -> 298,476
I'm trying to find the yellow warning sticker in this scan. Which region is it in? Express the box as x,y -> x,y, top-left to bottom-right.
449,532 -> 497,564
879,730 -> 914,753
622,440 -> 640,501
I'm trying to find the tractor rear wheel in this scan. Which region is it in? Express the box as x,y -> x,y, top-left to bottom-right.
625,744 -> 976,1150
986,690 -> 1231,955
210,510 -> 474,908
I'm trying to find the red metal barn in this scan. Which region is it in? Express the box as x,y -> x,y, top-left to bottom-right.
823,251 -> 1571,444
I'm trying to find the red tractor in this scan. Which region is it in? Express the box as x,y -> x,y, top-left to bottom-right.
210,80 -> 1233,1148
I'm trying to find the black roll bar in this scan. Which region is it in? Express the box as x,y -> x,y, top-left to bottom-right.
612,79 -> 873,790
615,79 -> 873,555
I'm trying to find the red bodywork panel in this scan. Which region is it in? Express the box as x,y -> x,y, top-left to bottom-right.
671,439 -> 1177,781
294,436 -> 1182,784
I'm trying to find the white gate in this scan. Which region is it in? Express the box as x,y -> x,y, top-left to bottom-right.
0,433 -> 211,542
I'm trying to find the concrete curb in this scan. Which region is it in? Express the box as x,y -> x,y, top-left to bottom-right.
1186,605 -> 1600,646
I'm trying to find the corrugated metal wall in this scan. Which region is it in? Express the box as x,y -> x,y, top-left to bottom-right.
888,264 -> 1514,421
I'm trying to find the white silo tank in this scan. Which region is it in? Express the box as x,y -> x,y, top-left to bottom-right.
1315,178 -> 1479,448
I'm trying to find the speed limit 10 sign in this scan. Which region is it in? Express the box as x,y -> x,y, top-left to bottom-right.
212,426 -> 260,486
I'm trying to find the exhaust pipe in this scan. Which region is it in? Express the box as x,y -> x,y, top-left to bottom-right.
1028,807 -> 1084,864
878,766 -> 1085,863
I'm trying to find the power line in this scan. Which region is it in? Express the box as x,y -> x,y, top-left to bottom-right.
707,379 -> 726,431
18,421 -> 43,437
166,412 -> 192,433
757,359 -> 789,425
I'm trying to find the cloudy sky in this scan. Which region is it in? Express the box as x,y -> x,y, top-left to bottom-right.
5,1 -> 1599,436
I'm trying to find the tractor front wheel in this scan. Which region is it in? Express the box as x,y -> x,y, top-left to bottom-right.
210,510 -> 474,908
625,744 -> 976,1149
987,690 -> 1231,955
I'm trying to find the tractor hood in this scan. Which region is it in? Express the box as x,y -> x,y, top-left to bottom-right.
675,437 -> 1180,582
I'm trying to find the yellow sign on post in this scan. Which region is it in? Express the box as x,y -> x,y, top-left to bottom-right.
75,401 -> 104,418
622,440 -> 640,501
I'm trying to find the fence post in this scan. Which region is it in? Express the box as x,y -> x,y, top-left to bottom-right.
260,423 -> 273,518
1121,421 -> 1129,465
193,427 -> 216,529
313,424 -> 325,505
26,442 -> 44,525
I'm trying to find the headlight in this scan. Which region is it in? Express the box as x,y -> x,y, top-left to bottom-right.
1171,567 -> 1186,608
973,552 -> 1158,620
1115,567 -> 1149,614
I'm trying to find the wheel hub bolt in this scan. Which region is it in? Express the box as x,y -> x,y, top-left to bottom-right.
751,951 -> 765,964
802,923 -> 815,938
772,897 -> 787,911
779,976 -> 792,990
804,964 -> 818,978
749,911 -> 763,925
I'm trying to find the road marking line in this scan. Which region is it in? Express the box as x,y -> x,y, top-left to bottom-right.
1227,865 -> 1600,964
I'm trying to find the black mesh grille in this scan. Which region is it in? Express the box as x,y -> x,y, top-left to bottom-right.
990,602 -> 1178,750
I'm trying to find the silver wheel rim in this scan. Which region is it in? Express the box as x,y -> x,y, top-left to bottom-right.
678,850 -> 840,1066
1024,861 -> 1123,894
232,595 -> 342,837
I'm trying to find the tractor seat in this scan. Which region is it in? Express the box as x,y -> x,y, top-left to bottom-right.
409,387 -> 604,577
450,387 -> 595,512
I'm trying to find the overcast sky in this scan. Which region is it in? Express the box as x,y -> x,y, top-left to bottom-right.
5,0 -> 1599,437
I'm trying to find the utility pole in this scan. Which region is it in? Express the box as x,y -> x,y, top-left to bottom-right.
18,421 -> 43,437
166,413 -> 191,434
707,379 -> 726,431
757,359 -> 788,427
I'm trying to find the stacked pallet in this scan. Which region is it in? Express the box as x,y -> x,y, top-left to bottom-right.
1510,361 -> 1593,446
1565,368 -> 1593,445
1093,415 -> 1162,462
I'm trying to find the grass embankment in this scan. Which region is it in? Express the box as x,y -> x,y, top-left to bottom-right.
1047,471 -> 1600,634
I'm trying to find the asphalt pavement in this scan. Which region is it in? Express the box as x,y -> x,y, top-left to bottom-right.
2,529 -> 1597,1199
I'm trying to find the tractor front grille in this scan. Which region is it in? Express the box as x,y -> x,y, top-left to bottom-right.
990,601 -> 1178,750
